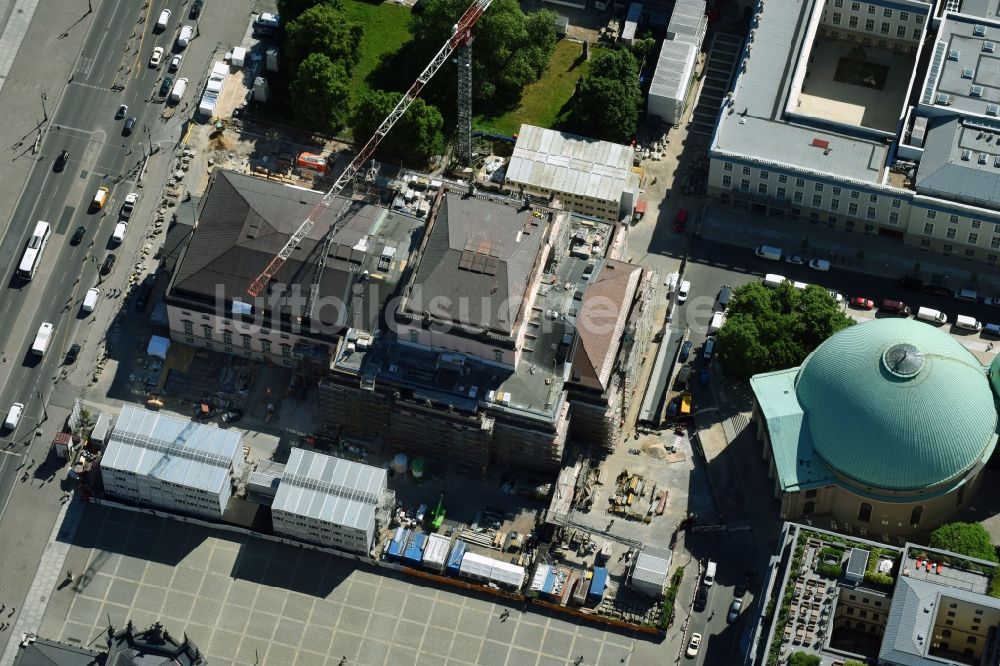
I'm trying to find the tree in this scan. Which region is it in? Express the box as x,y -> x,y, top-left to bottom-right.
715,282 -> 853,380
930,523 -> 998,563
285,2 -> 363,73
352,89 -> 444,161
788,654 -> 821,666
408,0 -> 556,106
564,49 -> 641,143
290,54 -> 352,132
277,0 -> 345,26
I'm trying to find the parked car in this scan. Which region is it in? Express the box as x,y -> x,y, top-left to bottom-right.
727,598 -> 744,624
673,208 -> 688,232
955,288 -> 979,302
64,343 -> 81,365
135,277 -> 154,311
70,225 -> 85,245
677,280 -> 691,304
828,290 -> 844,304
784,254 -> 805,265
100,254 -> 116,275
121,192 -> 138,218
924,285 -> 952,297
716,285 -> 733,310
850,297 -> 875,310
149,46 -> 164,67
985,296 -> 1000,307
159,76 -> 173,97
189,0 -> 204,19
222,409 -> 243,423
686,633 -> 702,658
881,299 -> 911,316
735,571 -> 751,597
54,149 -> 69,172
808,259 -> 830,271
679,340 -> 692,362
694,585 -> 708,611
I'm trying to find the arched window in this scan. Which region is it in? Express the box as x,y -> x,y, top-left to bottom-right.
910,506 -> 923,527
858,502 -> 872,522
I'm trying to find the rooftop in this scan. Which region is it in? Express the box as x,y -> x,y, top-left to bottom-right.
922,13 -> 1000,119
335,209 -> 628,422
271,448 -> 387,532
957,0 -> 1000,19
170,170 -> 425,330
402,192 -> 548,336
916,115 -> 1000,208
11,638 -> 101,666
101,405 -> 242,494
505,124 -> 636,204
649,39 -> 698,103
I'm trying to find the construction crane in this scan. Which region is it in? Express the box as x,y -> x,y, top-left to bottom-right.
246,0 -> 494,298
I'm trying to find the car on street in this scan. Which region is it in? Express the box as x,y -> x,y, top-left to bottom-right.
784,254 -> 805,265
829,290 -> 844,304
123,117 -> 136,136
735,571 -> 752,597
677,280 -> 691,303
54,149 -> 69,172
694,585 -> 708,611
159,76 -> 173,97
673,208 -> 688,233
881,299 -> 911,316
64,343 -> 81,365
222,409 -> 243,423
792,280 -> 809,291
897,275 -> 924,290
121,192 -> 138,218
4,403 -> 24,431
100,254 -> 116,276
809,258 -> 831,271
686,633 -> 702,658
727,598 -> 744,624
679,340 -> 692,362
850,297 -> 875,310
924,284 -> 952,297
985,296 -> 1000,307
169,54 -> 183,72
177,25 -> 193,48
115,104 -> 128,119
190,0 -> 204,18
70,225 -> 85,245
135,276 -> 154,310
149,46 -> 164,67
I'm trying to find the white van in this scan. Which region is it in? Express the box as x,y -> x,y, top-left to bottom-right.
177,25 -> 193,48
955,314 -> 983,332
155,8 -> 171,31
4,403 -> 23,430
170,77 -> 188,102
32,322 -> 53,356
112,221 -> 128,244
763,273 -> 787,288
916,306 -> 948,325
82,288 -> 100,313
755,245 -> 782,261
708,311 -> 726,334
704,560 -> 718,587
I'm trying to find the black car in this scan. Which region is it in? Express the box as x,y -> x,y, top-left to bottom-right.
64,343 -> 81,365
135,277 -> 154,311
54,150 -> 69,172
159,76 -> 173,97
123,117 -> 136,136
100,254 -> 116,275
924,284 -> 953,297
679,340 -> 693,362
734,571 -> 752,597
70,225 -> 86,245
189,0 -> 203,18
694,585 -> 708,612
897,275 -> 924,290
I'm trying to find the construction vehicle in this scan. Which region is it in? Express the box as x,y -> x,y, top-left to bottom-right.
246,0 -> 494,300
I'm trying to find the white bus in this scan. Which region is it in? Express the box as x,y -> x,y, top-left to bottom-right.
17,221 -> 51,280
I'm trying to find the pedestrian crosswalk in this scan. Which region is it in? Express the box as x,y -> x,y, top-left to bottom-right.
722,412 -> 751,443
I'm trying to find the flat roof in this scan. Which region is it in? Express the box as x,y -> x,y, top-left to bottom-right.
633,547 -> 670,586
922,13 -> 1000,119
915,116 -> 1000,207
505,124 -> 636,203
101,405 -> 242,494
272,448 -> 386,532
649,39 -> 698,103
711,0 -> 894,184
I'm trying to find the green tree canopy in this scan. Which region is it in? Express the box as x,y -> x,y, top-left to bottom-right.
929,522 -> 998,563
408,0 -> 557,105
352,89 -> 444,161
715,282 -> 853,380
564,49 -> 641,143
277,0 -> 343,24
290,53 -> 352,133
285,2 -> 363,72
788,653 -> 821,666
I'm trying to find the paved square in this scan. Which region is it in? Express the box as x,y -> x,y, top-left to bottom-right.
42,506 -> 644,665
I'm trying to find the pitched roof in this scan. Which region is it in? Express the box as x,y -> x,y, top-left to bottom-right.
915,117 -> 1000,209
406,193 -> 547,335
571,259 -> 642,391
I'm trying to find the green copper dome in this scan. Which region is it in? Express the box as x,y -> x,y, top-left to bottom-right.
795,318 -> 998,491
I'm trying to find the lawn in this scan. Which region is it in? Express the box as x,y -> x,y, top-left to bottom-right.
342,0 -> 413,97
474,39 -> 594,136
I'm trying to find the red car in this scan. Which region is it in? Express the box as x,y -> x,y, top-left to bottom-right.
673,208 -> 689,232
850,297 -> 875,310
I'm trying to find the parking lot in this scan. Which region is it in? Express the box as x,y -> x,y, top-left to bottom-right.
43,504 -> 640,666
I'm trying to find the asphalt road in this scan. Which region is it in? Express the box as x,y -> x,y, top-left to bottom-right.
0,0 -> 200,520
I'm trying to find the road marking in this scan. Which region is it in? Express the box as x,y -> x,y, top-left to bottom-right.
48,125 -> 94,137
67,81 -> 108,93
132,0 -> 154,80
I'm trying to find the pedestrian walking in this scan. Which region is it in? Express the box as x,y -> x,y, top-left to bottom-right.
1,603 -> 6,613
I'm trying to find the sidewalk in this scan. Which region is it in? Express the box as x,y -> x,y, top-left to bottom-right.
699,201 -> 1000,292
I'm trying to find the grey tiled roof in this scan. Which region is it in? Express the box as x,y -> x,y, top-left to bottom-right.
407,193 -> 546,335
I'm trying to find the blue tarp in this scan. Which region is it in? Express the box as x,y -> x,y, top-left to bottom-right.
588,567 -> 608,601
446,540 -> 467,574
387,528 -> 409,560
403,532 -> 427,565
542,567 -> 557,594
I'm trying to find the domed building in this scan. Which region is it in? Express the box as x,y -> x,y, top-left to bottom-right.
750,318 -> 1000,538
